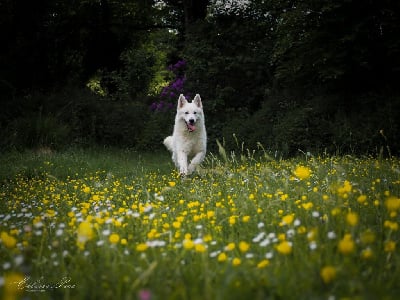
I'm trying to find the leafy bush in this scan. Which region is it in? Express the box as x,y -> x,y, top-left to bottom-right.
4,113 -> 71,150
136,108 -> 175,151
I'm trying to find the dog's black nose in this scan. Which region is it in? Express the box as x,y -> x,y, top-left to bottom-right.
189,119 -> 195,124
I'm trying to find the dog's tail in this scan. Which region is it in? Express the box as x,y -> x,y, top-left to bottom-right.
163,136 -> 173,152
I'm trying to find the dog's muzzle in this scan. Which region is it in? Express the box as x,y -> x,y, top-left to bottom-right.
186,119 -> 196,132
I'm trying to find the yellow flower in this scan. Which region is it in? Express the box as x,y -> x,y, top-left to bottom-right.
338,234 -> 355,255
320,266 -> 337,284
232,257 -> 241,266
385,196 -> 400,212
242,215 -> 250,222
82,186 -> 91,193
297,226 -> 307,234
195,243 -> 207,253
331,207 -> 341,216
46,209 -> 56,217
207,211 -> 215,218
217,252 -> 227,262
280,193 -> 289,201
203,234 -> 212,242
225,242 -> 235,251
384,220 -> 399,231
1,231 -> 17,249
294,166 -> 311,180
280,214 -> 295,226
338,180 -> 352,195
4,272 -> 25,298
257,259 -> 270,268
109,233 -> 120,244
357,194 -> 367,204
229,216 -> 236,225
91,194 -> 100,201
172,221 -> 181,229
301,202 -> 313,210
238,241 -> 250,253
121,238 -> 128,245
346,212 -> 359,227
76,221 -> 94,250
183,239 -> 194,250
384,240 -> 396,252
136,243 -> 148,252
276,241 -> 292,255
361,248 -> 374,260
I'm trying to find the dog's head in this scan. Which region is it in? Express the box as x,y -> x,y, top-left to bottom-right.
177,94 -> 203,132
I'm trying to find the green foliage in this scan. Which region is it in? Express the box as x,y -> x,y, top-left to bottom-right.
92,101 -> 149,147
184,17 -> 273,113
105,46 -> 157,100
5,113 -> 71,150
0,88 -> 152,150
136,109 -> 175,151
1,0 -> 400,154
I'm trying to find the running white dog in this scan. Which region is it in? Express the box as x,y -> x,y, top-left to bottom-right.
163,94 -> 207,176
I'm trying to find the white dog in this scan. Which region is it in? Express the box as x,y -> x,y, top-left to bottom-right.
163,94 -> 207,176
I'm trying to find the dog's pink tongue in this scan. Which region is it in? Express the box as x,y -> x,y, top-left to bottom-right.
188,124 -> 196,131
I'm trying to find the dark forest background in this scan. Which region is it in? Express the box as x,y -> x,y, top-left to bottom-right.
1,0 -> 399,156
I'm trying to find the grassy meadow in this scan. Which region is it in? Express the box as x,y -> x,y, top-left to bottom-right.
1,147 -> 400,299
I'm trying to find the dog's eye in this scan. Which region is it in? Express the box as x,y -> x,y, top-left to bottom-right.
193,112 -> 197,114
185,112 -> 189,114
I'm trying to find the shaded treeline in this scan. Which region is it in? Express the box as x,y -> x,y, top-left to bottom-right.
1,0 -> 399,155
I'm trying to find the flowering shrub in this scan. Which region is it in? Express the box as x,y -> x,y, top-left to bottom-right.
150,59 -> 190,112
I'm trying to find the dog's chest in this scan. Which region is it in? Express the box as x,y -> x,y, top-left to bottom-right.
178,130 -> 205,153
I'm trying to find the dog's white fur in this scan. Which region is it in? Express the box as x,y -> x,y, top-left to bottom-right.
163,94 -> 207,176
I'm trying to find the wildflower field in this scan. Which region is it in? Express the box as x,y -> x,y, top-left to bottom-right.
1,148 -> 400,300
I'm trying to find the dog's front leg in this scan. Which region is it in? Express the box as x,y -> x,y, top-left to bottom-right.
176,150 -> 188,176
188,151 -> 206,175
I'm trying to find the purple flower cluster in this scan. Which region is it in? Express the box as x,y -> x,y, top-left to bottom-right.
167,60 -> 187,73
160,76 -> 185,100
150,60 -> 191,112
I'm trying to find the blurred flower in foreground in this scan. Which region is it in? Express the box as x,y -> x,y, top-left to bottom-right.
1,231 -> 17,249
294,166 -> 311,180
76,221 -> 94,250
338,234 -> 355,255
138,289 -> 152,300
3,272 -> 25,300
385,196 -> 400,212
276,241 -> 292,255
320,266 -> 337,284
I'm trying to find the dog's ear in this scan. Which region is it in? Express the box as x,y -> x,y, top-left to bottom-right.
193,94 -> 202,108
178,94 -> 188,109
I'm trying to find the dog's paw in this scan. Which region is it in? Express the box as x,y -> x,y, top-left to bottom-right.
179,167 -> 187,178
187,165 -> 196,175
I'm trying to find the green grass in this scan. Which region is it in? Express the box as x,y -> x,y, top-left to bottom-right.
1,148 -> 400,299
0,148 -> 171,181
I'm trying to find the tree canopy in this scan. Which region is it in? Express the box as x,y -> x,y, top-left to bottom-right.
1,0 -> 399,155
